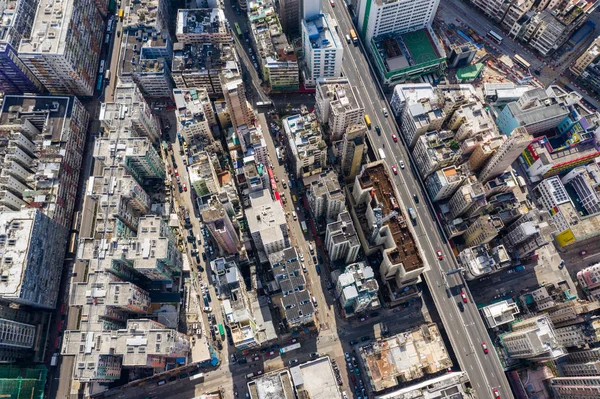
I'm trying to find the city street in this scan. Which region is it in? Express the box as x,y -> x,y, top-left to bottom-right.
327,2 -> 513,398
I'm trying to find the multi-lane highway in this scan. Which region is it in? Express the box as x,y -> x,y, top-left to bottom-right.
326,3 -> 513,398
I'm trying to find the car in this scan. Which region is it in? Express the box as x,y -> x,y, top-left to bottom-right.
580,250 -> 588,256
493,389 -> 500,399
238,358 -> 247,365
289,359 -> 299,365
252,355 -> 261,362
349,340 -> 358,345
375,125 -> 381,135
436,250 -> 443,260
183,184 -> 187,192
302,263 -> 307,273
413,193 -> 419,203
461,291 -> 467,303
255,370 -> 263,376
299,253 -> 304,262
189,367 -> 201,376
290,338 -> 298,343
392,133 -> 398,142
265,350 -> 276,357
342,392 -> 349,399
310,352 -> 320,359
312,255 -> 317,263
174,168 -> 178,177
382,107 -> 389,117
359,316 -> 368,322
391,165 -> 398,175
329,0 -> 335,6
482,342 -> 488,354
345,352 -> 350,359
360,335 -> 370,342
231,354 -> 238,363
399,160 -> 405,169
203,307 -> 212,313
157,379 -> 166,386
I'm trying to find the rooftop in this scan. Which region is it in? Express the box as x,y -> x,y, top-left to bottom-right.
18,0 -> 74,54
360,323 -> 452,392
122,29 -> 170,74
283,113 -> 326,161
303,14 -> 342,51
481,300 -> 520,328
357,162 -> 424,272
373,29 -> 443,73
248,370 -> 294,399
246,189 -> 286,238
289,357 -> 340,399
172,42 -> 238,73
176,9 -> 227,38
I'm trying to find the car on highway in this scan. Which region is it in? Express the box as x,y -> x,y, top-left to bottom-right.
391,165 -> 398,175
461,291 -> 467,303
375,125 -> 381,135
436,250 -> 443,260
413,194 -> 419,203
481,342 -> 489,354
493,389 -> 500,399
382,107 -> 389,117
399,160 -> 405,169
392,133 -> 398,142
329,0 -> 335,6
580,250 -> 588,256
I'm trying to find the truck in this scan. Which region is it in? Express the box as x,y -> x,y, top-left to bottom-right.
189,372 -> 204,381
350,29 -> 358,44
407,207 -> 417,225
378,148 -> 386,160
300,220 -> 308,233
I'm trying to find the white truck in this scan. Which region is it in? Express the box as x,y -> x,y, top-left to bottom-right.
378,148 -> 386,160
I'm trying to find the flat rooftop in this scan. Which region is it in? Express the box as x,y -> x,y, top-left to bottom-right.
289,357 -> 339,399
176,9 -> 226,36
248,370 -> 294,399
358,163 -> 423,271
360,323 -> 452,392
304,14 -> 342,51
172,42 -> 237,72
373,29 -> 441,73
19,0 -> 74,54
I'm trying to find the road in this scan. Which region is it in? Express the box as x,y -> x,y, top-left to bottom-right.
327,3 -> 513,398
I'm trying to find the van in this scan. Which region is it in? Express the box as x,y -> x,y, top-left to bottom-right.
345,34 -> 351,43
309,244 -> 314,254
292,211 -> 297,220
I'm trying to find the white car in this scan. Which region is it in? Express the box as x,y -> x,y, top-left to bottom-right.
399,160 -> 405,169
299,253 -> 304,261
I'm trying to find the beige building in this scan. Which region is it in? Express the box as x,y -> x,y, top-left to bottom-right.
315,78 -> 364,141
360,323 -> 452,392
173,88 -> 217,143
463,215 -> 504,246
340,123 -> 367,181
221,70 -> 254,128
571,36 -> 600,76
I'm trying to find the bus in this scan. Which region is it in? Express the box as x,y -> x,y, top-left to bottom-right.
364,114 -> 372,129
378,148 -> 386,160
513,54 -> 531,71
189,372 -> 204,381
217,324 -> 225,338
96,75 -> 103,91
487,30 -> 503,44
118,9 -> 124,18
234,22 -> 242,37
300,220 -> 308,234
256,101 -> 273,108
280,343 -> 301,354
349,29 -> 358,44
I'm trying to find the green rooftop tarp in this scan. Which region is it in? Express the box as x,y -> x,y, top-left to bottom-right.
456,63 -> 484,82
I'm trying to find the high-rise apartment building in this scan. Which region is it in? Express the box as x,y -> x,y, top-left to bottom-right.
325,211 -> 360,263
0,209 -> 67,309
282,112 -> 327,177
221,70 -> 254,128
279,0 -> 301,35
173,88 -> 217,143
336,262 -> 380,317
306,170 -> 345,220
340,123 -> 367,181
19,0 -> 104,96
0,95 -> 89,228
176,9 -> 230,45
202,196 -> 241,255
315,78 -> 364,141
425,165 -> 468,202
301,14 -> 344,86
571,35 -> 600,76
246,189 -> 289,256
479,127 -> 533,182
358,0 -> 440,44
550,376 -> 600,398
463,215 -> 503,247
501,315 -> 566,360
0,0 -> 44,94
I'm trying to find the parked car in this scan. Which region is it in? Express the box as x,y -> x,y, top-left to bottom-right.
289,358 -> 299,365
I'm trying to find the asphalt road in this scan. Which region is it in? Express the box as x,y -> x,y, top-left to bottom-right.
327,3 -> 513,398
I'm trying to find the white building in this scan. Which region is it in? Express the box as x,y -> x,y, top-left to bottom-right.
175,9 -> 230,45
325,211 -> 360,263
478,127 -> 533,182
0,209 -> 67,309
535,176 -> 573,233
481,300 -> 520,329
561,163 -> 600,216
301,14 -> 344,87
357,0 -> 440,44
282,112 -> 327,178
337,262 -> 380,317
501,315 -> 567,361
246,189 -> 289,256
425,165 -> 468,202
306,170 -> 345,220
315,78 -> 364,142
173,88 -> 216,143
